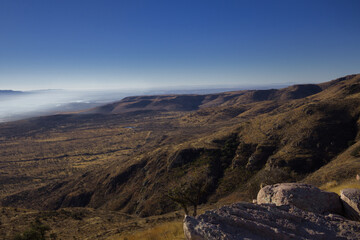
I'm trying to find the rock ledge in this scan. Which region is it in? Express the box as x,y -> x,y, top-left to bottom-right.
341,188 -> 360,221
184,183 -> 360,240
184,202 -> 360,240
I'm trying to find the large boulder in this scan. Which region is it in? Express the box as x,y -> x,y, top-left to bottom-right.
183,202 -> 360,240
257,183 -> 342,215
340,188 -> 360,221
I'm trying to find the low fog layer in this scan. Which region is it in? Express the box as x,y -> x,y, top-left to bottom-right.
0,90 -> 137,122
0,84 -> 288,123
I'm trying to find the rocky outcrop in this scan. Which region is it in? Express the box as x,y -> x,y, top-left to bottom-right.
231,142 -> 256,168
246,144 -> 276,170
167,148 -> 204,170
341,188 -> 360,221
257,183 -> 342,215
184,183 -> 360,239
183,202 -> 360,240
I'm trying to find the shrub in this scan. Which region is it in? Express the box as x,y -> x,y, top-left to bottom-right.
13,219 -> 50,240
214,167 -> 252,198
166,167 -> 211,216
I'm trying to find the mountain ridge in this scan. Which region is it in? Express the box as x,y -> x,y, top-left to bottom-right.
1,74 -> 360,218
84,82 -> 327,115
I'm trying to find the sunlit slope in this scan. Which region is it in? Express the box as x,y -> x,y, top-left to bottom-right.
85,82 -> 325,114
1,74 -> 360,217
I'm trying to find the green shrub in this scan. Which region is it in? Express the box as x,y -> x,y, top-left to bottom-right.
13,219 -> 50,240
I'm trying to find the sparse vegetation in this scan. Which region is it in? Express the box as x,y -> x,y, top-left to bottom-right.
118,221 -> 184,240
246,168 -> 299,199
1,74 -> 360,238
321,179 -> 360,194
167,168 -> 211,216
215,167 -> 252,197
13,219 -> 50,240
351,146 -> 360,157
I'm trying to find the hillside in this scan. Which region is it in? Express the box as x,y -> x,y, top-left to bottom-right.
85,83 -> 322,114
1,74 -> 360,221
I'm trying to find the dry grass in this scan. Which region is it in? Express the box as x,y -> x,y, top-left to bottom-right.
0,110 -> 235,199
2,74 -> 360,237
320,179 -> 360,195
0,207 -> 186,240
113,221 -> 185,240
304,142 -> 360,187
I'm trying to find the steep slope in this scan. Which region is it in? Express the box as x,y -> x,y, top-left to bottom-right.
304,141 -> 360,187
1,74 -> 360,217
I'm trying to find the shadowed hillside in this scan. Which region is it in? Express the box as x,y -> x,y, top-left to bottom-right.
1,74 -> 360,219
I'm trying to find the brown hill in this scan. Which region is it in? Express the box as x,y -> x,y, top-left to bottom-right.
85,83 -> 324,114
1,74 -> 360,218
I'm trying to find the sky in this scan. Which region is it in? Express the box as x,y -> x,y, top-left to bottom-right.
0,0 -> 359,90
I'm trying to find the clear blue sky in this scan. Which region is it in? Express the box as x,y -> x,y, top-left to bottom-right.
0,0 -> 359,90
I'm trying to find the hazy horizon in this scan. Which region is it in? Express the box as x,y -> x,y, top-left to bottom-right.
5,81 -> 295,92
0,81 -> 296,122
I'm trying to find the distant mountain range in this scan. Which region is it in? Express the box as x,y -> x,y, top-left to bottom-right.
85,83 -> 322,114
0,86 -> 293,122
0,90 -> 24,95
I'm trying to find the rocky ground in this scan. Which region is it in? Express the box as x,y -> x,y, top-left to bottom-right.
184,183 -> 360,240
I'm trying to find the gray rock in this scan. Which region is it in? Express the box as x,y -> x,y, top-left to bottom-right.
183,202 -> 360,240
257,183 -> 342,215
340,188 -> 360,221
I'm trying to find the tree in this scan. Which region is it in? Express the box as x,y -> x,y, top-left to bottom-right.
166,168 -> 210,216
